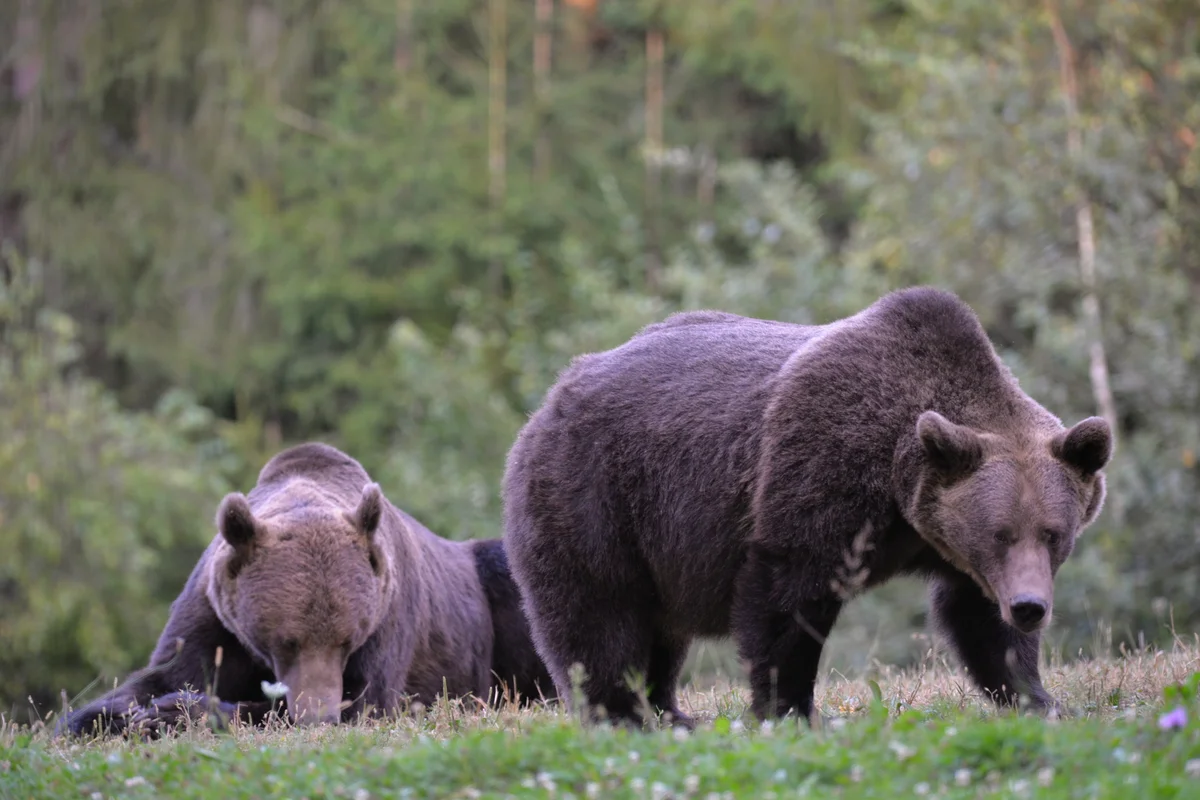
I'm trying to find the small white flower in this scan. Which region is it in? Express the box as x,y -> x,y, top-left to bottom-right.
124,776 -> 147,788
888,741 -> 916,761
1037,767 -> 1055,787
604,757 -> 617,774
762,223 -> 782,244
850,765 -> 864,782
631,777 -> 646,793
828,717 -> 847,731
105,752 -> 122,765
955,768 -> 972,786
586,782 -> 602,798
730,719 -> 745,734
760,720 -> 775,736
914,782 -> 930,796
673,726 -> 690,741
536,771 -> 556,791
629,750 -> 641,763
772,769 -> 786,783
1011,778 -> 1030,795
1184,758 -> 1200,777
261,681 -> 289,700
651,781 -> 669,800
353,789 -> 370,800
91,794 -> 103,800
684,775 -> 700,794
944,726 -> 958,737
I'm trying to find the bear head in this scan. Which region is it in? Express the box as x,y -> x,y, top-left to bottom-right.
908,411 -> 1112,634
205,482 -> 394,724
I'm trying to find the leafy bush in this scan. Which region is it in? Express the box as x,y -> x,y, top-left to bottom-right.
0,256 -> 238,715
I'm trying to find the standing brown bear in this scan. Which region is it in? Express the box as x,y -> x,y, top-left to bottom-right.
503,287 -> 1112,726
62,443 -> 553,736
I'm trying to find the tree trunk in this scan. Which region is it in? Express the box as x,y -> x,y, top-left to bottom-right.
533,0 -> 554,181
644,27 -> 664,291
395,0 -> 413,73
488,0 -> 508,299
1045,2 -> 1120,455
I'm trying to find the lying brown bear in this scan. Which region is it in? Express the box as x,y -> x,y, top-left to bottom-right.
61,443 -> 553,736
503,287 -> 1112,726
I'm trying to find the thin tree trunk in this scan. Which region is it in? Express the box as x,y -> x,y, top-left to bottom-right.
488,0 -> 508,298
11,0 -> 43,153
697,145 -> 717,220
644,27 -> 664,290
533,0 -> 554,181
1045,2 -> 1119,450
395,0 -> 413,73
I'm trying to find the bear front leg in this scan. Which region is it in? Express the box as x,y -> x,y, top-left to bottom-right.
733,545 -> 842,722
930,575 -> 1056,712
126,692 -> 277,736
59,576 -> 272,737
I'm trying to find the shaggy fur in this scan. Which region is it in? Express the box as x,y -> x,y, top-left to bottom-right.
503,287 -> 1111,726
61,443 -> 553,737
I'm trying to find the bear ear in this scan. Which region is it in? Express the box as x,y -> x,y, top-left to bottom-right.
1054,416 -> 1112,476
916,411 -> 984,478
350,483 -> 384,537
216,492 -> 260,552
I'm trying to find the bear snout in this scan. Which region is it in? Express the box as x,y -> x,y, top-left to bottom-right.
287,690 -> 343,726
1008,594 -> 1049,633
277,653 -> 345,726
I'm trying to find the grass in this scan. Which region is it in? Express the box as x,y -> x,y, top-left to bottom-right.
2,640 -> 1199,799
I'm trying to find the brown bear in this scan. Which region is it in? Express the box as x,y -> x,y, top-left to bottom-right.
61,443 -> 553,736
503,287 -> 1112,726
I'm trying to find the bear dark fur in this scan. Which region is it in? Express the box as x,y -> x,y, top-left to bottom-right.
61,443 -> 552,737
503,287 -> 1112,725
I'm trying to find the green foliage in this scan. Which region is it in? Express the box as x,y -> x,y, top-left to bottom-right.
0,255 -> 237,714
1,0 -> 1198,708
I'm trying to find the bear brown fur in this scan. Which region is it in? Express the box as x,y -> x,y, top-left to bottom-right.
503,287 -> 1112,726
61,443 -> 553,736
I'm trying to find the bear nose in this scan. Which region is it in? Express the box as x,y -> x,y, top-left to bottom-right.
1009,594 -> 1048,631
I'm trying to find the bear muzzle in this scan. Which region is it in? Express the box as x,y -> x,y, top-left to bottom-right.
278,652 -> 345,726
1008,593 -> 1049,632
993,542 -> 1055,635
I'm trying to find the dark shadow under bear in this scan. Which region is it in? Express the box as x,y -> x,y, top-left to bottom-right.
61,443 -> 553,737
503,287 -> 1112,726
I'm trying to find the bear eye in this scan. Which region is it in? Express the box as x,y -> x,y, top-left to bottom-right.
993,528 -> 1015,545
1044,529 -> 1063,547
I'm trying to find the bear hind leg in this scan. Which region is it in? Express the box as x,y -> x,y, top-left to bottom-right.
526,590 -> 657,727
646,633 -> 694,729
732,545 -> 842,722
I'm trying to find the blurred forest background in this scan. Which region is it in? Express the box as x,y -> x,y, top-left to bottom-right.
2,0 -> 1198,716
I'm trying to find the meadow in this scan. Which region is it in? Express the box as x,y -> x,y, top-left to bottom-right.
4,640 -> 1198,799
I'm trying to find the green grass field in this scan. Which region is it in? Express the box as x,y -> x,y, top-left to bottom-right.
4,642 -> 1198,799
